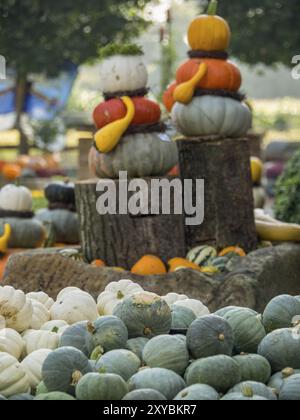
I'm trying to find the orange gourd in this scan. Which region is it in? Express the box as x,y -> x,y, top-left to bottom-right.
219,246 -> 246,258
1,164 -> 22,181
163,82 -> 178,112
131,255 -> 167,276
168,258 -> 202,273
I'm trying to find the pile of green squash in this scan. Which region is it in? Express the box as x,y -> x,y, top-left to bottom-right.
0,283 -> 300,401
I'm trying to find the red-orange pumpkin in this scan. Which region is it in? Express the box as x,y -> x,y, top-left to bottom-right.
93,97 -> 161,129
2,164 -> 22,181
163,82 -> 178,113
176,58 -> 242,92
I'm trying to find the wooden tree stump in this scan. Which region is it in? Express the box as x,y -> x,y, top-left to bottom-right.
177,137 -> 258,252
78,138 -> 93,180
75,178 -> 186,269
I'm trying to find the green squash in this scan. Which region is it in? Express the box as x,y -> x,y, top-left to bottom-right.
186,355 -> 241,394
210,257 -> 229,272
174,384 -> 219,401
8,394 -> 34,400
186,245 -> 217,266
59,321 -> 95,357
222,393 -> 267,401
268,368 -> 300,394
36,209 -> 79,244
279,374 -> 300,400
233,354 -> 272,384
92,316 -> 128,353
95,349 -> 141,381
215,306 -> 258,318
187,315 -> 234,359
224,309 -> 266,353
45,182 -> 75,206
142,335 -> 189,375
122,389 -> 167,401
228,381 -> 277,400
34,392 -> 76,401
262,294 -> 300,333
258,328 -> 300,371
171,305 -> 196,330
42,347 -> 93,395
113,293 -> 172,339
0,217 -> 45,248
128,368 -> 186,400
126,338 -> 149,359
75,372 -> 128,400
36,381 -> 48,396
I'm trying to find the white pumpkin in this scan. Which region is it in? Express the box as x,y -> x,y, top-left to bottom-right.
0,329 -> 24,360
174,299 -> 210,318
0,315 -> 5,329
0,353 -> 31,397
172,95 -> 252,138
56,287 -> 83,301
41,320 -> 69,334
27,291 -> 54,310
21,349 -> 52,390
0,286 -> 33,332
30,301 -> 50,330
0,184 -> 32,212
22,330 -> 59,355
99,54 -> 148,94
162,293 -> 189,307
97,279 -> 144,315
51,291 -> 98,324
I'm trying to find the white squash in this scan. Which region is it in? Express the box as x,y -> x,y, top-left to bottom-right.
174,299 -> 210,318
0,353 -> 31,397
0,329 -> 24,360
0,184 -> 33,212
0,286 -> 33,332
99,55 -> 148,94
21,349 -> 52,390
172,95 -> 252,138
97,279 -> 144,315
22,330 -> 59,355
30,301 -> 51,330
41,320 -> 69,334
27,291 -> 54,310
162,293 -> 189,307
51,291 -> 98,324
56,287 -> 83,301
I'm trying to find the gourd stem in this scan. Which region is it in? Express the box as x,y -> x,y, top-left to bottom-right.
207,0 -> 218,16
242,386 -> 254,398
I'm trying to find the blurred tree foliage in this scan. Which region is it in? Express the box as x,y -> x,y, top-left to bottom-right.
0,0 -> 151,152
202,0 -> 300,66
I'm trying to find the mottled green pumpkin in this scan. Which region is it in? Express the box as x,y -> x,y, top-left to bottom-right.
8,394 -> 34,401
224,309 -> 266,353
228,381 -> 277,400
279,374 -> 300,400
187,315 -> 234,359
92,316 -> 128,353
36,209 -> 79,244
233,354 -> 272,384
113,293 -> 172,339
222,392 -> 267,401
76,372 -> 128,400
95,350 -> 141,381
34,392 -> 76,401
262,294 -> 300,333
0,217 -> 45,248
215,306 -> 258,318
171,305 -> 196,331
128,368 -> 186,400
125,338 -> 149,360
174,384 -> 219,401
59,321 -> 95,358
123,389 -> 167,401
258,328 -> 300,372
142,335 -> 189,375
186,355 -> 241,394
268,368 -> 300,394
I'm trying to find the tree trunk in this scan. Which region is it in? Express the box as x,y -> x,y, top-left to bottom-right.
15,74 -> 29,155
177,137 -> 258,253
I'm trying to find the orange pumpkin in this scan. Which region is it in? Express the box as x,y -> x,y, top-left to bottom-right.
2,163 -> 22,181
0,161 -> 7,172
131,255 -> 167,276
91,259 -> 106,268
16,155 -> 31,169
43,153 -> 61,169
176,58 -> 241,92
163,82 -> 178,112
219,246 -> 246,258
93,97 -> 161,129
168,258 -> 202,273
28,156 -> 48,171
188,0 -> 231,52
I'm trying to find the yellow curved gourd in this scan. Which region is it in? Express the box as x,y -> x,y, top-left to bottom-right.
256,221 -> 300,242
0,224 -> 12,254
94,96 -> 135,153
173,63 -> 207,105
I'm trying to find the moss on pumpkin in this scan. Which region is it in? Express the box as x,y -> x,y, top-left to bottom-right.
99,43 -> 144,60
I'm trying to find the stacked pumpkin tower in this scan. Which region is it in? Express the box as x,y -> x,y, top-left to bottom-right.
89,44 -> 178,179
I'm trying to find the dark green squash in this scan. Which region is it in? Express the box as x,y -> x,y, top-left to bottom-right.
171,305 -> 196,330
187,315 -> 234,359
268,368 -> 300,394
262,294 -> 300,333
185,355 -> 241,394
45,182 -> 75,206
279,374 -> 300,400
0,217 -> 45,248
258,328 -> 300,372
59,321 -> 95,357
224,309 -> 266,353
36,209 -> 79,244
222,392 -> 267,401
34,392 -> 76,401
210,257 -> 229,272
75,372 -> 128,400
228,381 -> 277,400
128,368 -> 186,400
95,349 -> 141,381
92,316 -> 128,353
233,354 -> 272,384
122,389 -> 167,401
174,384 -> 219,401
142,335 -> 189,375
215,306 -> 257,318
125,338 -> 149,359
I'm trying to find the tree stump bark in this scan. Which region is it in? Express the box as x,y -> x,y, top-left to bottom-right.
75,178 -> 186,269
177,137 -> 258,252
78,138 -> 93,180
